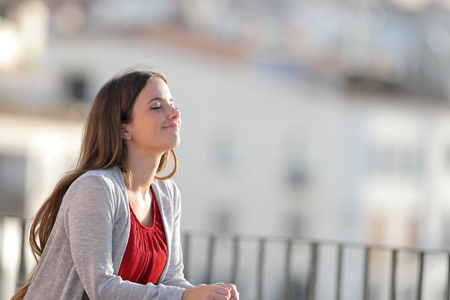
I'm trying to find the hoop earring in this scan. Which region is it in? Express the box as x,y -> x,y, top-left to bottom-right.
155,149 -> 178,180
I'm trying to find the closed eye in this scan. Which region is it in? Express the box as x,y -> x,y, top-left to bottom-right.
148,98 -> 175,110
150,101 -> 162,109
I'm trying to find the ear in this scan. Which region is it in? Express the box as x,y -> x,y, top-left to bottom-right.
121,123 -> 132,140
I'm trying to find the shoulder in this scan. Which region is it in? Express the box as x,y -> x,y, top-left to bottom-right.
72,167 -> 125,192
153,178 -> 180,198
78,167 -> 123,183
63,167 -> 127,210
153,179 -> 182,212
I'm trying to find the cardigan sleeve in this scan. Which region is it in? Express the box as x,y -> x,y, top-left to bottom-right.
63,174 -> 186,300
159,180 -> 195,289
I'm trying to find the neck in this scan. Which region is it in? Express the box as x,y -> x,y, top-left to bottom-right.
124,150 -> 162,196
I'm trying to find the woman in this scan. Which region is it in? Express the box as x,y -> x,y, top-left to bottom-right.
12,68 -> 239,300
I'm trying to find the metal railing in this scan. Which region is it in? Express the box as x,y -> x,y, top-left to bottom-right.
181,231 -> 450,300
2,214 -> 450,300
0,213 -> 28,300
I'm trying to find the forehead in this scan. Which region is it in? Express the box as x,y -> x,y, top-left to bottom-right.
138,77 -> 171,100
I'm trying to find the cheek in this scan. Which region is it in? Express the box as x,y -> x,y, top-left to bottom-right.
142,114 -> 161,128
132,117 -> 160,136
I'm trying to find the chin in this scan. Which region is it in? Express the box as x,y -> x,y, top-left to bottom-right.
172,139 -> 181,149
167,137 -> 181,150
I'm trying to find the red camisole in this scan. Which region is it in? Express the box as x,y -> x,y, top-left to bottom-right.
118,187 -> 168,284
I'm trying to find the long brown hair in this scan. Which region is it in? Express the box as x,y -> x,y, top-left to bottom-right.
12,68 -> 178,299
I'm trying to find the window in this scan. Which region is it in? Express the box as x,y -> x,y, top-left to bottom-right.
211,206 -> 232,233
64,73 -> 88,102
0,5 -> 6,19
367,144 -> 422,176
284,138 -> 309,187
0,153 -> 27,216
209,134 -> 237,173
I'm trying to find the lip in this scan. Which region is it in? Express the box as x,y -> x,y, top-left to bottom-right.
163,123 -> 180,130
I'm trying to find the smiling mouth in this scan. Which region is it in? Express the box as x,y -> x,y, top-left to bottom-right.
163,124 -> 180,129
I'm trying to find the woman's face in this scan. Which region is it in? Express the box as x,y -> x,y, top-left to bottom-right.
122,77 -> 181,155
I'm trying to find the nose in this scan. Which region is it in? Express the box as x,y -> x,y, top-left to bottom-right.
169,105 -> 180,120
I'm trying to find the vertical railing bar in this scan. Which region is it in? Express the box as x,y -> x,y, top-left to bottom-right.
231,236 -> 240,284
205,234 -> 216,284
0,217 -> 3,294
416,252 -> 424,300
363,247 -> 371,300
183,233 -> 191,280
306,242 -> 319,300
256,238 -> 266,300
284,239 -> 293,300
389,249 -> 398,300
336,244 -> 344,300
446,253 -> 450,300
18,218 -> 27,287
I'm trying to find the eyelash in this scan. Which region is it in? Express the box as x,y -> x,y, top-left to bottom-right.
150,105 -> 178,110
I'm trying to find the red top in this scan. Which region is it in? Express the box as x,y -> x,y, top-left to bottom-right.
118,187 -> 168,284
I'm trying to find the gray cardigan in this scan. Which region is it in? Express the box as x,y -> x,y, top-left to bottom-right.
24,166 -> 195,300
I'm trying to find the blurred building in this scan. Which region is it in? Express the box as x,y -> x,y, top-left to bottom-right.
2,0 -> 450,299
